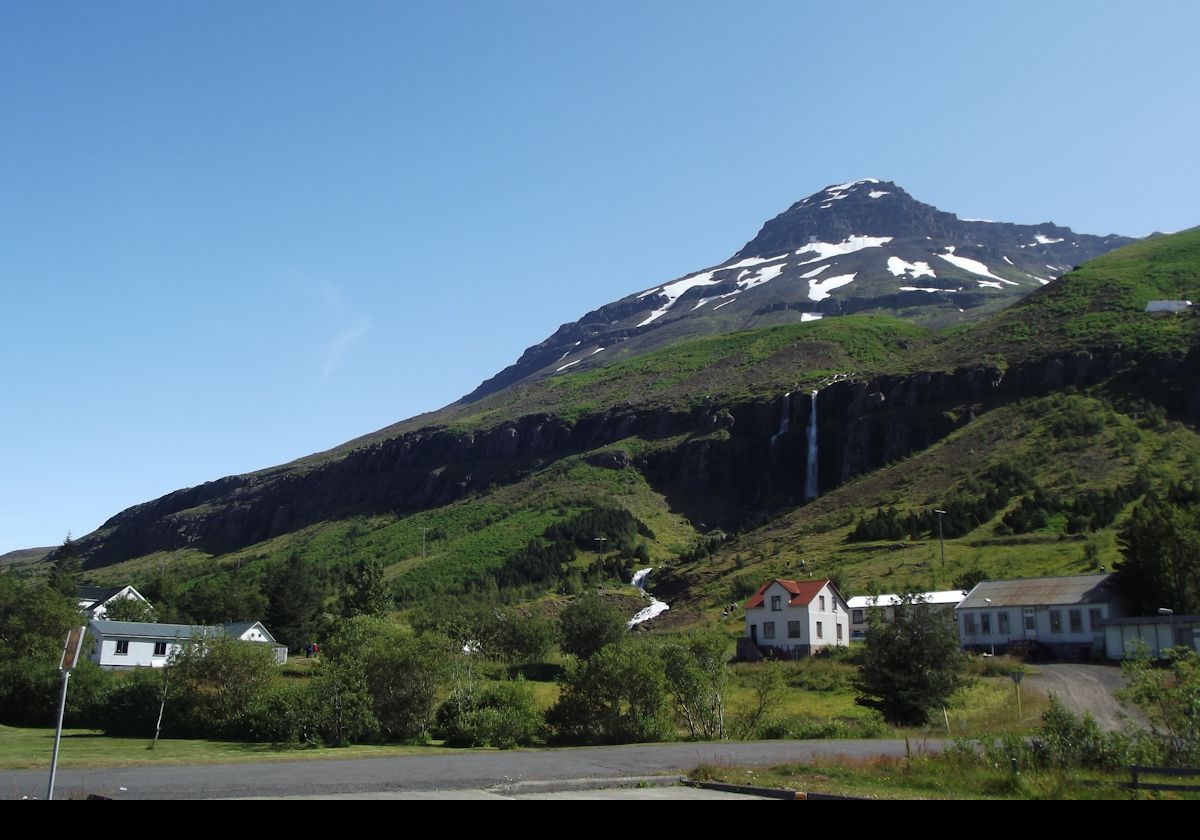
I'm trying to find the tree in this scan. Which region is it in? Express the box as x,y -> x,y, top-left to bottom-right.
103,596 -> 157,623
1115,497 -> 1200,614
660,632 -> 728,740
49,534 -> 82,597
546,639 -> 673,744
1118,647 -> 1200,767
265,553 -> 325,650
559,591 -> 626,660
342,556 -> 392,618
854,591 -> 968,725
166,635 -> 279,738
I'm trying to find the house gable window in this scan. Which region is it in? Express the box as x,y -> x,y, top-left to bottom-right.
771,595 -> 782,612
819,595 -> 826,612
115,640 -> 129,656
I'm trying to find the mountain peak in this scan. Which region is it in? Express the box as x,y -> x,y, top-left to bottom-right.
460,181 -> 1136,403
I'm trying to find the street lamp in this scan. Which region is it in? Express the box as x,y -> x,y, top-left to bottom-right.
984,597 -> 995,657
1158,607 -> 1176,654
934,510 -> 947,567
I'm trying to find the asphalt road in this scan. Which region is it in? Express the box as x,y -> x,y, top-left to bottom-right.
1,738 -> 945,800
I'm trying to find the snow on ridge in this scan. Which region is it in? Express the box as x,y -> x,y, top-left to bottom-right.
801,313 -> 823,322
825,178 -> 881,193
900,286 -> 959,294
809,272 -> 857,302
887,256 -> 936,279
635,255 -> 786,327
556,359 -> 582,372
937,246 -> 1014,284
1033,234 -> 1065,245
1003,256 -> 1015,266
712,300 -> 735,311
977,281 -> 1004,290
795,235 -> 892,266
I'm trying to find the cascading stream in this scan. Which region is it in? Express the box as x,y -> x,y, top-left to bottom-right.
628,568 -> 670,627
804,389 -> 819,501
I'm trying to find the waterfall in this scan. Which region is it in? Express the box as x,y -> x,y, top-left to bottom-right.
628,568 -> 670,627
769,392 -> 791,456
804,389 -> 819,501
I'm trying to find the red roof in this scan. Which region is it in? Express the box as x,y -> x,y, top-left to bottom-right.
745,579 -> 831,610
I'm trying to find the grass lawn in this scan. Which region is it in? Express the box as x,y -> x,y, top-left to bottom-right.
0,725 -> 455,771
689,756 -> 1153,800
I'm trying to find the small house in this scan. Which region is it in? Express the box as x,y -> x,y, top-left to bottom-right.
741,579 -> 850,658
88,619 -> 287,669
77,585 -> 151,620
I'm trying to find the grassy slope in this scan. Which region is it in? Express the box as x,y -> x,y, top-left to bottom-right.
661,393 -> 1200,625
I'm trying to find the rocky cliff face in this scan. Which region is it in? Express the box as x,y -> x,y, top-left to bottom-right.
77,345 -> 1193,571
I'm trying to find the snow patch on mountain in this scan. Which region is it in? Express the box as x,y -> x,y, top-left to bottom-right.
1033,234 -> 1065,245
801,313 -> 823,321
937,246 -> 1011,284
809,273 -> 857,301
900,286 -> 958,294
795,235 -> 892,266
868,190 -> 890,199
801,265 -> 831,279
887,257 -> 936,279
737,263 -> 787,291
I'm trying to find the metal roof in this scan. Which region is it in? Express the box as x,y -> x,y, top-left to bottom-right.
958,574 -> 1116,609
78,586 -> 126,604
89,620 -> 275,643
847,590 -> 966,610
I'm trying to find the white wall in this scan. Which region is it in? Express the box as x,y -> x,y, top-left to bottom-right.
746,582 -> 847,652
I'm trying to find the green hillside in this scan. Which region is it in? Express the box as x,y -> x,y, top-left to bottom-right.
72,229 -> 1200,629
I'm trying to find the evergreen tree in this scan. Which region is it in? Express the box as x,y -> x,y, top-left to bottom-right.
342,556 -> 392,618
265,553 -> 325,650
49,534 -> 82,598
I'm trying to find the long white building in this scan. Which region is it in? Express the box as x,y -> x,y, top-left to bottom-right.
88,620 -> 287,668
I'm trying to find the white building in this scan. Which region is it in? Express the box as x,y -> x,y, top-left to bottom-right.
88,620 -> 287,669
1145,300 -> 1193,317
847,590 -> 965,641
742,579 -> 850,657
956,574 -> 1124,658
1100,615 -> 1200,660
77,585 -> 151,620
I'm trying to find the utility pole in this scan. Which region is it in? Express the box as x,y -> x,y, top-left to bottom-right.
934,509 -> 947,567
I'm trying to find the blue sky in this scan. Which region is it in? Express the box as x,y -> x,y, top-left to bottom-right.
2,1 -> 1198,554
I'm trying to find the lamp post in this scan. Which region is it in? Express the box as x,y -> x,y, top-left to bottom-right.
934,509 -> 947,567
1158,607 -> 1176,654
984,597 -> 995,657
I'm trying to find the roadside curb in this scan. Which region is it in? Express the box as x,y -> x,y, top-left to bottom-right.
683,779 -> 864,800
488,774 -> 685,796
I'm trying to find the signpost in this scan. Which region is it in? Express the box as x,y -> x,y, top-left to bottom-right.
1009,669 -> 1024,718
48,626 -> 86,801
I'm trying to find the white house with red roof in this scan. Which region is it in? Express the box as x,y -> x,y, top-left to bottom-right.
742,579 -> 850,658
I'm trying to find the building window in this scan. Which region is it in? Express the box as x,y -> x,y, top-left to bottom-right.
771,595 -> 782,612
788,621 -> 802,639
998,612 -> 1010,634
115,640 -> 129,656
980,613 -> 991,634
763,622 -> 776,640
154,641 -> 168,657
1050,611 -> 1063,634
964,614 -> 977,635
852,609 -> 864,624
1088,608 -> 1103,630
1024,609 -> 1036,632
816,621 -> 824,639
837,623 -> 843,641
819,596 -> 826,611
832,600 -> 838,612
1069,610 -> 1083,633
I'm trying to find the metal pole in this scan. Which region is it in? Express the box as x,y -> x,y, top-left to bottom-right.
934,509 -> 946,567
47,669 -> 71,801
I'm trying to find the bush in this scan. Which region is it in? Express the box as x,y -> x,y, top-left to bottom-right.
436,680 -> 543,748
94,668 -> 166,737
547,640 -> 673,745
559,591 -> 626,660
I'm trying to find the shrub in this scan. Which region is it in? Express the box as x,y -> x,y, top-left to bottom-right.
547,640 -> 673,745
436,680 -> 543,748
